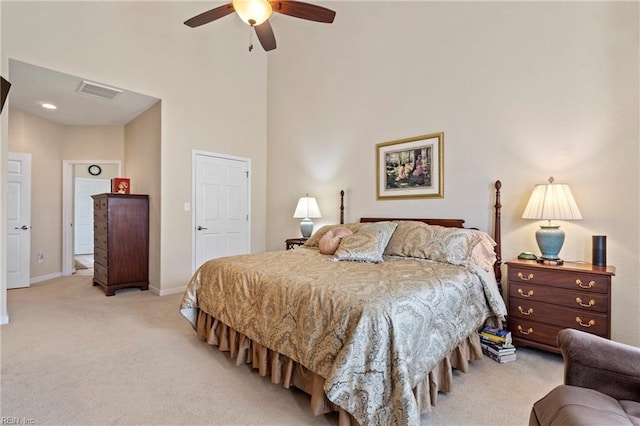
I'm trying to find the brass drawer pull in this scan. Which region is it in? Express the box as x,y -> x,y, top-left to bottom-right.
517,272 -> 534,281
517,288 -> 534,298
518,306 -> 533,315
576,297 -> 596,308
517,325 -> 534,335
576,317 -> 596,328
576,279 -> 596,289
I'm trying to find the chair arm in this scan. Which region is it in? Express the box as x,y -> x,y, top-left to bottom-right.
558,328 -> 640,402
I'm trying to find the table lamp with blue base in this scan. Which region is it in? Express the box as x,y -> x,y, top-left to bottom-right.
522,177 -> 582,265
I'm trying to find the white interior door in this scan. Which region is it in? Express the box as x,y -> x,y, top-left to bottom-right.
194,153 -> 250,270
7,152 -> 32,289
74,177 -> 111,255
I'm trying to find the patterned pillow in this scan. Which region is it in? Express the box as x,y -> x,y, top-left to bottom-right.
333,232 -> 383,263
319,227 -> 353,255
470,233 -> 497,272
384,221 -> 435,257
384,221 -> 494,269
359,221 -> 398,255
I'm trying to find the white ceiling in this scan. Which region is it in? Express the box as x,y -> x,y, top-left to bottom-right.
8,59 -> 159,126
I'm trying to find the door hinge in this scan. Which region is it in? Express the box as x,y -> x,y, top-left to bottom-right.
245,171 -> 249,178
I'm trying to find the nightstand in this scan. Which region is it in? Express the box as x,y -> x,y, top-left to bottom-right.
506,259 -> 615,354
285,237 -> 308,250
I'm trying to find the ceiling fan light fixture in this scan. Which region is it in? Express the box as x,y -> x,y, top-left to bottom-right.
232,0 -> 272,26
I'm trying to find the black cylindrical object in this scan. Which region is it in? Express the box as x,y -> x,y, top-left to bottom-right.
592,235 -> 607,267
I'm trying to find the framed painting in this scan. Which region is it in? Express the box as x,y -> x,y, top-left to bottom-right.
376,132 -> 444,200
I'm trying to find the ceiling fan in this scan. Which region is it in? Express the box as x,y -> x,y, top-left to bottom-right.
184,0 -> 336,52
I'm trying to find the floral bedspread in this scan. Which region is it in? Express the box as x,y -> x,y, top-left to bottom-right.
180,247 -> 507,425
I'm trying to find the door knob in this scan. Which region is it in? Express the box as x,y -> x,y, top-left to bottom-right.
14,225 -> 30,230
197,226 -> 208,231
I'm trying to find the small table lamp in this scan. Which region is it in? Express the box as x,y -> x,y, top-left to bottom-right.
293,195 -> 322,238
522,177 -> 582,264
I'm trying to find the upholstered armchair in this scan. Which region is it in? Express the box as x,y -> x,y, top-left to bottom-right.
530,328 -> 640,425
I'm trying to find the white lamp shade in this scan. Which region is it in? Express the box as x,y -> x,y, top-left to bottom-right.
232,0 -> 272,25
522,179 -> 583,221
293,197 -> 322,219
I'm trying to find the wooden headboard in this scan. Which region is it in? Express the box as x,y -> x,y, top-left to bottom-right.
338,180 -> 503,289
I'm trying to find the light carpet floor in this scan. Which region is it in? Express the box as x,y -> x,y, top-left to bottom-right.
1,275 -> 563,425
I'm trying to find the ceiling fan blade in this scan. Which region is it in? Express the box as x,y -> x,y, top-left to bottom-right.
254,20 -> 277,51
184,3 -> 235,28
270,1 -> 335,23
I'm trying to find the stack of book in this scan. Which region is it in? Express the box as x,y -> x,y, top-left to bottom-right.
479,326 -> 517,363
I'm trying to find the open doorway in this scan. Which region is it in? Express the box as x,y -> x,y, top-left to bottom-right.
62,160 -> 122,276
73,175 -> 110,275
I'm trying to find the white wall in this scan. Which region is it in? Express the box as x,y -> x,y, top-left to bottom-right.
125,102 -> 162,292
267,2 -> 639,345
0,0 -> 268,316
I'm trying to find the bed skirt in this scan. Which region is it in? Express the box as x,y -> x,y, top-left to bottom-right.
194,309 -> 484,425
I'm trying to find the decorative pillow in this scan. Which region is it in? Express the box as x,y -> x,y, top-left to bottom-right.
384,221 -> 495,269
304,223 -> 362,248
333,232 -> 383,263
319,227 -> 353,255
384,221 -> 434,257
438,227 -> 484,266
470,232 -> 498,272
358,221 -> 398,255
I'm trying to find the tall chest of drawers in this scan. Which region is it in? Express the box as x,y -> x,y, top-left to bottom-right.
92,193 -> 149,296
506,259 -> 615,353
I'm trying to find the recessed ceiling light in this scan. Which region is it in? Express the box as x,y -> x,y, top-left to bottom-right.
41,103 -> 57,110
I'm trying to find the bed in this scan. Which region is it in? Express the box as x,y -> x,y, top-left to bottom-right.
180,181 -> 507,425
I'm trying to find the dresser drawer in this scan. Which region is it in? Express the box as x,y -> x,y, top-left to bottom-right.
94,209 -> 107,222
94,262 -> 109,285
94,247 -> 108,267
94,220 -> 107,235
94,198 -> 108,211
509,282 -> 609,313
95,232 -> 108,250
508,266 -> 609,294
508,298 -> 608,335
509,318 -> 564,348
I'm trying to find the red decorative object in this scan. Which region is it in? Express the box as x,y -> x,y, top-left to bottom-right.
112,178 -> 130,194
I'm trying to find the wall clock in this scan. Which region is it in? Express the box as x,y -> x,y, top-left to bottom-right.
88,164 -> 102,176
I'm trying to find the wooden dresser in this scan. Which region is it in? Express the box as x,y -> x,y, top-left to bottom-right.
92,193 -> 149,296
506,259 -> 615,353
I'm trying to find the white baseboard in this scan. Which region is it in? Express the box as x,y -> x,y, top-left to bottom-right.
31,272 -> 63,284
152,285 -> 187,296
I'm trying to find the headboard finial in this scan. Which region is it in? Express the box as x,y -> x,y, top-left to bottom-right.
493,180 -> 503,292
340,190 -> 345,224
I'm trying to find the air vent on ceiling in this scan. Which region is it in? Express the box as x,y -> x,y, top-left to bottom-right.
77,80 -> 123,100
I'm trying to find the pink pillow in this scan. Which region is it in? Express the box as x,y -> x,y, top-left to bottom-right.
319,227 -> 353,255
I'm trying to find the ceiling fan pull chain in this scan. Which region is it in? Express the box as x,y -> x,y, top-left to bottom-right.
248,27 -> 254,52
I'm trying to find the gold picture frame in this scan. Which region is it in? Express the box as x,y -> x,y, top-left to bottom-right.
376,132 -> 444,200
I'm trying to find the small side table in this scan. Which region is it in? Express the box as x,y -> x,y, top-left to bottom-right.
285,238 -> 308,250
506,259 -> 615,353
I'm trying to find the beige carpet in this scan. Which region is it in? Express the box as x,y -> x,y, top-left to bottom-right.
1,275 -> 564,425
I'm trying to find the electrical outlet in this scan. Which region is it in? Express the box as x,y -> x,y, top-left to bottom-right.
37,251 -> 44,263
